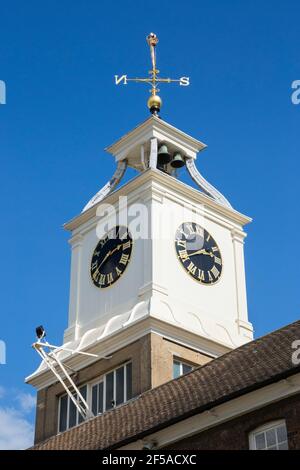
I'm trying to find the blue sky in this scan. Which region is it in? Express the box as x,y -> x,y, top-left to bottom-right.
0,0 -> 299,448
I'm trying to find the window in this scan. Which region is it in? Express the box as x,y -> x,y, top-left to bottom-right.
58,362 -> 132,432
92,362 -> 132,414
249,420 -> 288,450
91,380 -> 104,416
58,385 -> 87,433
173,359 -> 193,378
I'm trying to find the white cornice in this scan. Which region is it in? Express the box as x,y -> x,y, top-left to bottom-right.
64,169 -> 251,232
105,116 -> 206,162
25,316 -> 231,391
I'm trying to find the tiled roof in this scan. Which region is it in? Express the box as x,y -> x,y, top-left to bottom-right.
31,320 -> 300,450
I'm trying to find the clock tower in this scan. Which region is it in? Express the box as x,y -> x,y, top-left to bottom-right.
27,34 -> 253,445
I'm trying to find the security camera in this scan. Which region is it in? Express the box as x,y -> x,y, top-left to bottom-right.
36,325 -> 46,340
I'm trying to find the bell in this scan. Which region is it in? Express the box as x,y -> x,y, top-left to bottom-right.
157,144 -> 171,165
157,162 -> 168,174
170,152 -> 185,168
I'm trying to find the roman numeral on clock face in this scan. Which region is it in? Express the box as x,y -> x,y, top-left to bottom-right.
187,262 -> 197,275
91,226 -> 133,288
178,249 -> 189,261
119,253 -> 129,265
185,223 -> 195,235
210,265 -> 220,279
122,240 -> 131,251
175,223 -> 222,285
99,237 -> 108,248
115,267 -> 122,277
195,225 -> 204,236
176,239 -> 187,248
91,261 -> 98,271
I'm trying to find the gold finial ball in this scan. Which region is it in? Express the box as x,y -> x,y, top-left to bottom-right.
147,94 -> 162,111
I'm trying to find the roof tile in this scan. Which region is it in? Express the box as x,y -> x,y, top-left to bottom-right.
31,320 -> 300,450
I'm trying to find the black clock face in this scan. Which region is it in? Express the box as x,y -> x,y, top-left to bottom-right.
91,226 -> 133,288
175,222 -> 222,285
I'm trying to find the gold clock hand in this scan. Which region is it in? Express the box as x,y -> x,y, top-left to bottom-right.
110,244 -> 122,256
99,244 -> 122,268
203,250 -> 214,258
189,249 -> 214,257
188,248 -> 205,256
99,250 -> 112,268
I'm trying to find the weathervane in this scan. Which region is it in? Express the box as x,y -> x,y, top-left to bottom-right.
115,33 -> 190,115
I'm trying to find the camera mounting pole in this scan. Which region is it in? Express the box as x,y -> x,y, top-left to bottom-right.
32,326 -> 110,422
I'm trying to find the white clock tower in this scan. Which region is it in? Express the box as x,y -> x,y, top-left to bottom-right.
27,33 -> 253,445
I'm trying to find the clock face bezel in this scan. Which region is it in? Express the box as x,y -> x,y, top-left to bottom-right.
174,222 -> 223,286
90,225 -> 133,289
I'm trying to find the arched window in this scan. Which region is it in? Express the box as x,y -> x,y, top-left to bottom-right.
249,420 -> 288,450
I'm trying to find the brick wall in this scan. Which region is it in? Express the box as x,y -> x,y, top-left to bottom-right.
34,333 -> 212,444
165,394 -> 300,450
